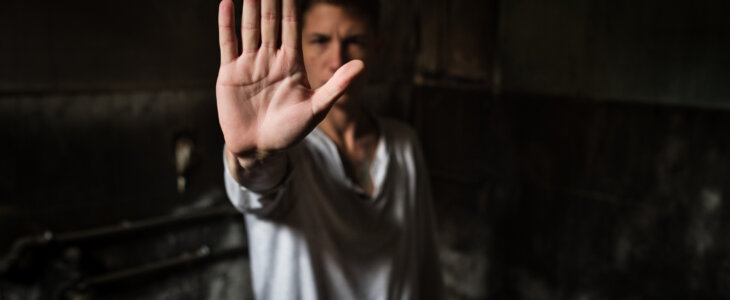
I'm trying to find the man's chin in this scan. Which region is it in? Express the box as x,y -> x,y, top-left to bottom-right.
333,93 -> 354,107
331,88 -> 364,110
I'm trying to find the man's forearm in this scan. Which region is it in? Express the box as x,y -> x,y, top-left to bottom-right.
225,147 -> 289,193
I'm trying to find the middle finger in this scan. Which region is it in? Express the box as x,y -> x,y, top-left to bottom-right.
261,0 -> 279,50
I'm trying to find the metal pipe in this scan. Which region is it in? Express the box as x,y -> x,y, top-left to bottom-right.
55,206 -> 241,243
1,206 -> 242,274
74,245 -> 247,291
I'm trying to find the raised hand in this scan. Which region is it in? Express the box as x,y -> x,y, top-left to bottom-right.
216,0 -> 364,158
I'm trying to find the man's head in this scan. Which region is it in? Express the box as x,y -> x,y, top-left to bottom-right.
301,0 -> 379,31
300,0 -> 380,107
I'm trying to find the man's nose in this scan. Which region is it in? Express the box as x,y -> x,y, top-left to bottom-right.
327,43 -> 348,73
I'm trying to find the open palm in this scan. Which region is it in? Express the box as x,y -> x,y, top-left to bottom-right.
216,0 -> 364,157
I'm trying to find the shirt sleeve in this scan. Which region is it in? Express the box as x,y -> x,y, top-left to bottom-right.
223,148 -> 293,218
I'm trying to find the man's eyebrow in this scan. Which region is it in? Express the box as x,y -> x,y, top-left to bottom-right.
305,33 -> 369,39
343,34 -> 369,41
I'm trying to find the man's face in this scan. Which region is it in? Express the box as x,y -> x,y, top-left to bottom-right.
302,4 -> 374,106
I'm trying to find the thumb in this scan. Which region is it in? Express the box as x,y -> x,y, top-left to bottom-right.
311,60 -> 365,115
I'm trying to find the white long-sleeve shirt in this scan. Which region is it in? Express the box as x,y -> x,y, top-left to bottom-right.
224,117 -> 443,300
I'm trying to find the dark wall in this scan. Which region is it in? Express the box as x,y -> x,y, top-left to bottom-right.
1,0 -> 247,298
0,0 -> 220,90
416,88 -> 730,299
497,0 -> 730,106
0,0 -> 225,249
412,0 -> 730,299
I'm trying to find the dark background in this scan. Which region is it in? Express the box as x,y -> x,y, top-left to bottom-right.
2,0 -> 730,299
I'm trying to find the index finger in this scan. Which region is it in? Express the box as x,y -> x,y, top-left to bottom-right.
218,0 -> 238,64
281,0 -> 299,50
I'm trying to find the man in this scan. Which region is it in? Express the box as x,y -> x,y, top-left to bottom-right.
216,0 -> 443,298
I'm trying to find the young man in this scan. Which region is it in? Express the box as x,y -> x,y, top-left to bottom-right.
216,0 -> 443,298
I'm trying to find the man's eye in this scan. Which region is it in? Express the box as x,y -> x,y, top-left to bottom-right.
344,38 -> 367,47
310,38 -> 329,44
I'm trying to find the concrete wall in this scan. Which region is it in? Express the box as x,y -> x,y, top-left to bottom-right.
497,0 -> 730,107
0,0 -> 220,90
417,89 -> 730,299
0,0 -> 246,298
413,0 -> 730,299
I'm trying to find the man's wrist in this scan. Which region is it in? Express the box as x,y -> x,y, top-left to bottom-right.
227,148 -> 290,193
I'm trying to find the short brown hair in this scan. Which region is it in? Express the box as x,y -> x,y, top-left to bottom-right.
300,0 -> 380,31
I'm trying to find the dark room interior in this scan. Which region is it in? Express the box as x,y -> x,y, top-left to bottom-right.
2,0 -> 730,299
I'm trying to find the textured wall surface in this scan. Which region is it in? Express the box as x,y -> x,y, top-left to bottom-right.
481,94 -> 730,299
415,88 -> 730,299
0,90 -> 224,249
411,0 -> 730,298
497,0 -> 730,107
0,0 -> 246,298
0,0 -> 220,90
